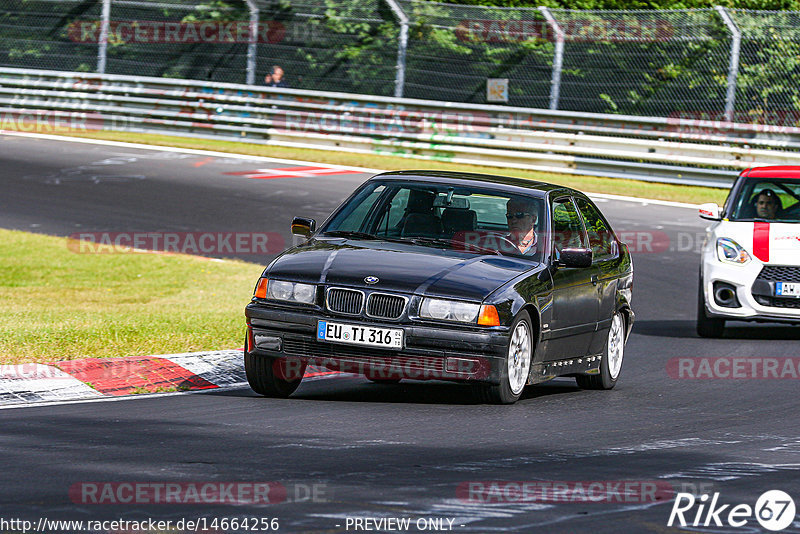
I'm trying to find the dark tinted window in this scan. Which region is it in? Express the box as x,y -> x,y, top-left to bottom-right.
552,197 -> 587,255
321,180 -> 545,258
576,197 -> 617,260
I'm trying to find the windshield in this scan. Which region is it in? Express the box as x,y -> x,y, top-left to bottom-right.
320,181 -> 545,259
729,177 -> 800,222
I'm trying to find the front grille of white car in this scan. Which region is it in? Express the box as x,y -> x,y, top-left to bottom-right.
756,266 -> 800,283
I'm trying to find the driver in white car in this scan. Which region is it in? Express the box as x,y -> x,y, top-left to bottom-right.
755,189 -> 781,219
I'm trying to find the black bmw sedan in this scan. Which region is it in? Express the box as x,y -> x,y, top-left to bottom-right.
244,171 -> 634,404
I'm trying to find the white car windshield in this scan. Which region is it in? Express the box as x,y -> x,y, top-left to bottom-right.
729,177 -> 800,222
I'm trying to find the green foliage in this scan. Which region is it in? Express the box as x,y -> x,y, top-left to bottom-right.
447,0 -> 800,9
2,0 -> 800,123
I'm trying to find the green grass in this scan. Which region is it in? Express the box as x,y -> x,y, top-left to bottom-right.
0,228 -> 262,364
26,129 -> 728,205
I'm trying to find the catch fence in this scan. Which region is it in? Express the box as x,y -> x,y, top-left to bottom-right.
1,1 -> 799,126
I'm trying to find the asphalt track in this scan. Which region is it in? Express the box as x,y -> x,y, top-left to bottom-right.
1,133 -> 799,533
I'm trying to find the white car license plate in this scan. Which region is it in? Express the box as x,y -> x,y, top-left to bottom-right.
317,321 -> 403,349
775,282 -> 800,297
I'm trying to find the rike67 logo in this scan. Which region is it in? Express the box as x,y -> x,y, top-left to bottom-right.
668,490 -> 796,531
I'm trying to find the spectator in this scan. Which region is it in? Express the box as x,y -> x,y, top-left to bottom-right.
264,65 -> 287,88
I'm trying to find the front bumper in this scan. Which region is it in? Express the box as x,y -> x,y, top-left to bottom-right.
245,303 -> 510,384
702,254 -> 800,324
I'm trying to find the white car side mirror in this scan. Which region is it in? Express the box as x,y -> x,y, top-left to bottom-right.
698,203 -> 722,221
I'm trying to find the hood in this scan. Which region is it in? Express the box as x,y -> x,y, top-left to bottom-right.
266,238 -> 538,301
714,220 -> 800,265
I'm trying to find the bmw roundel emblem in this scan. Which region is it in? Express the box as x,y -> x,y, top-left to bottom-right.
364,276 -> 379,285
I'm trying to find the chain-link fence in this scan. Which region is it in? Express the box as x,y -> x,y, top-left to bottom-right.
1,0 -> 800,126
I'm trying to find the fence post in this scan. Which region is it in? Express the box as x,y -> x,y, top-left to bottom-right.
97,0 -> 111,74
384,0 -> 409,98
538,7 -> 564,111
245,0 -> 260,85
715,6 -> 741,122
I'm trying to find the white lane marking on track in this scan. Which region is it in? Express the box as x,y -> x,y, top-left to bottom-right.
0,131 -> 377,173
0,385 -> 250,410
587,192 -> 699,210
3,131 -> 703,209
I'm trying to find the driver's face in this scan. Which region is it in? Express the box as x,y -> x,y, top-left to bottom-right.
756,194 -> 779,219
506,201 -> 536,233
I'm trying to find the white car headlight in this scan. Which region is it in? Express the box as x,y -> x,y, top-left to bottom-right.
716,238 -> 751,265
420,298 -> 480,323
267,280 -> 316,304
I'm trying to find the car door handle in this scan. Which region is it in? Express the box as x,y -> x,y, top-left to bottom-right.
591,274 -> 599,286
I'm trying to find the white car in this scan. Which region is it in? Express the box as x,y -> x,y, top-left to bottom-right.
697,166 -> 800,337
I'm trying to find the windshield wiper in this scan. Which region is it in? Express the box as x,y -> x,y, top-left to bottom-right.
321,230 -> 379,240
322,231 -> 414,245
406,236 -> 503,256
322,232 -> 505,254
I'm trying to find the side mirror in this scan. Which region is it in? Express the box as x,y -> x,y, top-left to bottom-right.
558,248 -> 593,268
291,217 -> 316,238
698,203 -> 722,221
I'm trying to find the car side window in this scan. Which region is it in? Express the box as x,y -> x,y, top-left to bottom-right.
575,197 -> 618,260
552,197 -> 587,255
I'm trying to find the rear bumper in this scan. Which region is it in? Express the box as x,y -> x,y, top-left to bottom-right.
245,303 -> 509,383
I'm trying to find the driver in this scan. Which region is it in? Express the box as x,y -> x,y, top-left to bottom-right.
755,189 -> 781,219
506,198 -> 538,254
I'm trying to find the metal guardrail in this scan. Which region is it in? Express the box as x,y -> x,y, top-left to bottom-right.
4,67 -> 800,188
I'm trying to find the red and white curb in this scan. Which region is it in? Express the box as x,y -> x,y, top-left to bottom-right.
0,350 -> 246,406
0,364 -> 104,404
0,350 -> 347,407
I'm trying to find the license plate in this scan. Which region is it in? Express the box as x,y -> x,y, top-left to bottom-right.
775,282 -> 800,297
317,321 -> 403,349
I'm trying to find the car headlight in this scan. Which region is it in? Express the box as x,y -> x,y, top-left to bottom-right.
419,298 -> 480,323
716,238 -> 751,265
267,280 -> 316,304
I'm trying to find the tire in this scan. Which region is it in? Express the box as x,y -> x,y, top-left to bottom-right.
696,275 -> 725,338
244,335 -> 306,398
576,312 -> 625,390
474,311 -> 533,405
